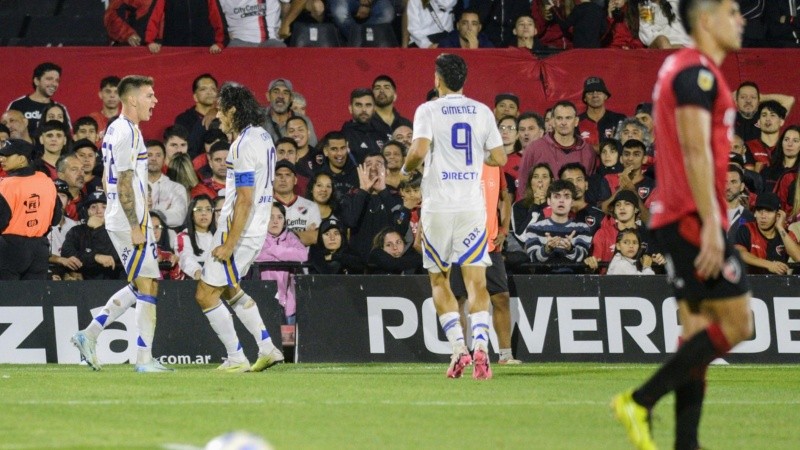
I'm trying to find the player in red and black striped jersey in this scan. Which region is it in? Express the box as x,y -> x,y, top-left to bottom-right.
612,2 -> 754,450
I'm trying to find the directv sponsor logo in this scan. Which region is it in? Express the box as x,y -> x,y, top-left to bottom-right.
441,171 -> 477,181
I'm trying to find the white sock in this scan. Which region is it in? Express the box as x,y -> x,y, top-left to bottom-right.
439,312 -> 465,352
469,311 -> 491,352
204,302 -> 244,360
499,348 -> 513,360
84,284 -> 137,340
229,291 -> 276,354
135,294 -> 158,364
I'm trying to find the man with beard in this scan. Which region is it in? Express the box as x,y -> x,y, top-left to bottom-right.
7,62 -> 70,136
315,131 -> 359,201
341,88 -> 384,164
747,100 -> 786,172
725,163 -> 753,236
734,192 -> 800,274
578,77 -> 626,151
146,140 -> 188,228
174,74 -> 218,156
371,75 -> 412,143
56,154 -> 86,221
516,100 -> 596,201
201,142 -> 228,198
263,78 -> 318,147
734,81 -> 795,143
594,139 -> 656,208
340,151 -> 402,264
273,160 -> 320,246
558,163 -> 604,235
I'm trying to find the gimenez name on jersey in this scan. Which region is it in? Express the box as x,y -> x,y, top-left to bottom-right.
441,105 -> 477,115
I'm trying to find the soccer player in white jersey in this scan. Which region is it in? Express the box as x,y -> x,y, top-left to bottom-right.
71,75 -> 172,373
193,82 -> 284,373
401,54 -> 507,380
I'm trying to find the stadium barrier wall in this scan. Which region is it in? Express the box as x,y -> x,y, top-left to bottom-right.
295,275 -> 800,364
0,281 -> 283,365
1,48 -> 798,140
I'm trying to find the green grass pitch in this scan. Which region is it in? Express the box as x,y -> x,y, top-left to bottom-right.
1,363 -> 798,449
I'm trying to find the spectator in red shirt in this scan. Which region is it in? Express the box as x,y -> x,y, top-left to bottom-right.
734,192 -> 800,274
748,100 -> 786,173
604,0 -> 644,49
578,76 -> 626,151
532,0 -> 606,49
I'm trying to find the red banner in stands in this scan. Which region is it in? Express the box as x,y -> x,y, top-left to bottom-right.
1,47 -> 798,141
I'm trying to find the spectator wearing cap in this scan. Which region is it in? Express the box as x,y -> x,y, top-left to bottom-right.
371,75 -> 412,143
340,151 -> 402,263
174,74 -> 219,156
274,160 -> 322,246
734,192 -> 800,274
494,93 -> 519,121
0,140 -> 62,279
263,78 -> 318,148
308,217 -> 363,274
341,88 -> 385,165
147,140 -> 189,228
48,179 -> 81,279
438,8 -> 495,48
725,163 -> 754,237
577,76 -> 626,151
61,191 -> 123,280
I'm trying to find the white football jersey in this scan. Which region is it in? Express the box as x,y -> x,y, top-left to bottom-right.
412,94 -> 503,213
217,125 -> 277,238
102,115 -> 149,232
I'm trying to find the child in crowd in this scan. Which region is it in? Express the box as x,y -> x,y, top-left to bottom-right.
308,217 -> 363,274
256,203 -> 309,324
367,227 -> 422,275
176,195 -> 215,280
607,229 -> 654,275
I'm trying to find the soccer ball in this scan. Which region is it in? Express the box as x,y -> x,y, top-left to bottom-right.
204,431 -> 274,450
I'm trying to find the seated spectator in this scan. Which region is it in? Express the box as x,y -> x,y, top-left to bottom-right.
514,14 -> 547,53
150,210 -> 181,280
500,113 -> 529,199
367,227 -> 423,274
604,0 -> 644,49
169,152 -> 216,200
71,139 -> 103,195
734,82 -> 795,143
163,125 -> 191,164
199,141 -> 228,199
764,125 -> 800,196
382,140 -> 406,191
523,179 -> 592,272
596,138 -> 623,176
462,0 -> 530,47
340,151 -> 402,263
341,88 -> 384,164
578,76 -> 626,151
532,0 -> 606,49
73,117 -> 98,147
0,124 -> 10,148
291,91 -> 308,117
371,75 -> 413,144
87,76 -> 121,142
44,103 -> 71,133
391,124 -> 413,149
144,0 -> 225,54
509,163 -> 553,266
749,100 -> 787,173
147,140 -> 189,228
764,1 -> 800,48
726,163 -> 754,237
315,132 -> 359,201
48,180 -> 81,279
494,94 -> 519,121
329,0 -> 395,40
406,0 -> 455,48
256,203 -> 309,324
193,128 -> 227,180
61,192 -> 123,280
288,116 -> 320,184
308,217 -> 363,274
606,228 -> 655,275
638,0 -> 690,49
263,78 -> 318,148
438,8 -> 495,48
275,137 -> 310,194
176,195 -> 216,280
595,139 -> 655,209
392,171 -> 422,246
218,0 -> 288,48
734,192 -> 800,274
35,120 -> 71,180
273,160 -> 321,246
175,74 -> 219,156
559,162 -> 605,234
280,0 -> 326,39
305,171 -> 339,221
1,110 -> 33,145
56,153 -> 85,221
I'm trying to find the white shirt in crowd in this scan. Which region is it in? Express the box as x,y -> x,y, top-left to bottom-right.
148,173 -> 189,228
176,229 -> 214,279
49,216 -> 79,256
407,0 -> 456,49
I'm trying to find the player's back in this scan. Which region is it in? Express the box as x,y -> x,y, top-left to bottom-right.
217,124 -> 276,238
413,94 -> 501,213
102,115 -> 147,232
649,48 -> 735,229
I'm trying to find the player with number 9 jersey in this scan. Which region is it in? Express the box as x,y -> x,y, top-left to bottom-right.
413,96 -> 503,213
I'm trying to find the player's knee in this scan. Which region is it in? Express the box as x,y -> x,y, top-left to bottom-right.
490,293 -> 510,311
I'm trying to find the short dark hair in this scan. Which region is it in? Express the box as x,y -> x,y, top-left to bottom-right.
37,120 -> 69,136
163,124 -> 189,143
217,82 -> 266,133
0,123 -> 9,135
547,179 -> 577,198
100,75 -> 120,90
372,75 -> 396,90
622,139 -> 647,153
458,8 -> 481,22
208,141 -> 229,157
435,53 -> 468,92
552,100 -> 577,115
118,75 -> 154,100
286,115 -> 308,129
71,138 -> 98,153
736,81 -> 760,98
518,111 -> 544,130
202,128 -> 227,145
558,162 -> 587,179
73,116 -> 98,132
679,0 -> 723,35
350,88 -> 374,104
145,139 -> 165,156
382,139 -> 407,157
321,131 -> 348,149
276,136 -> 299,149
758,100 -> 788,120
32,62 -> 61,89
192,73 -> 218,93
727,163 -> 744,181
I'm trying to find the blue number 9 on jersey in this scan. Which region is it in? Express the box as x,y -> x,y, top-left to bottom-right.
451,123 -> 473,167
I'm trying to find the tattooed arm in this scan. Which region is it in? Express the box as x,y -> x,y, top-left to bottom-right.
118,169 -> 145,245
